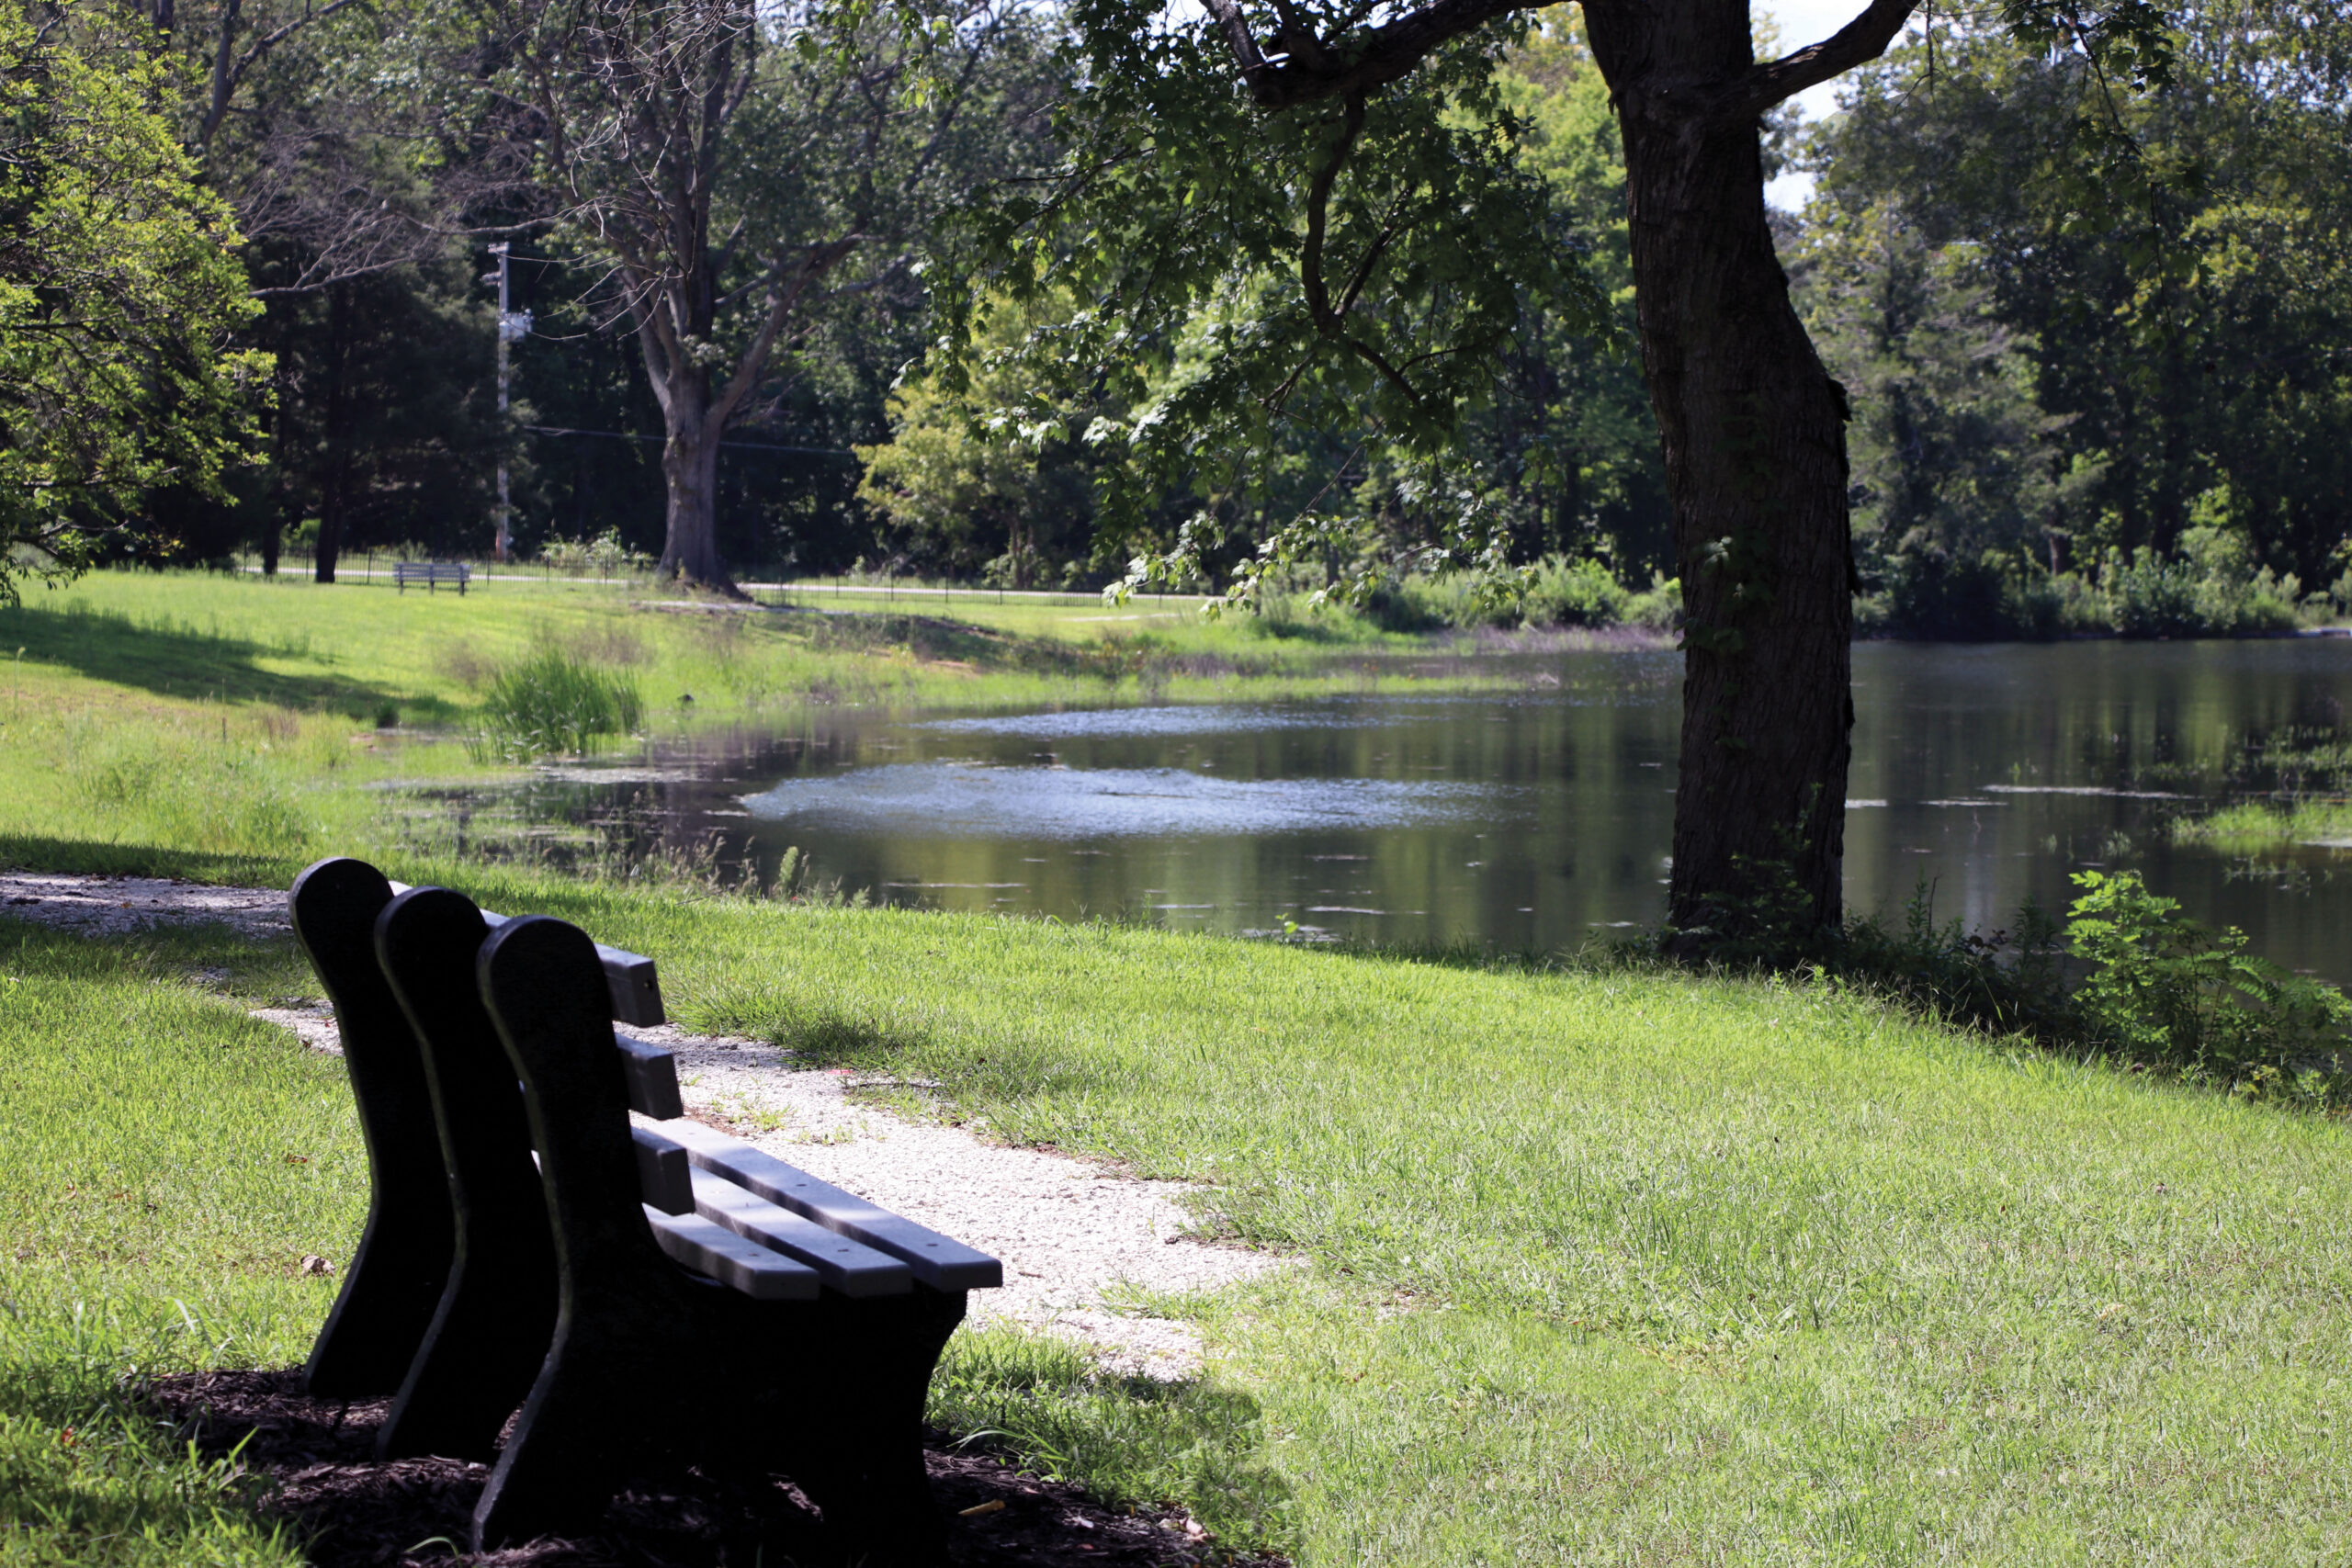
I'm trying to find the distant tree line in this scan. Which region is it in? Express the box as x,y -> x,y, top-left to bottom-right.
6,0 -> 2347,632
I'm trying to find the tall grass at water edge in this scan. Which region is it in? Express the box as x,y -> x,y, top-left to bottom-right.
468,649 -> 645,761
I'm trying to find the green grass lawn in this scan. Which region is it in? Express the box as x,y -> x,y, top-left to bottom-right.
8,871 -> 2346,1564
4,570 -> 2346,1564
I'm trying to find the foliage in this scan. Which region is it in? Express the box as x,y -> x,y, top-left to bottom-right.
0,1 -> 268,604
2066,869 -> 2352,1090
2098,528 -> 2304,636
1469,28 -> 1677,577
470,649 -> 644,760
948,0 -> 1607,615
854,294 -> 1100,588
1804,4 -> 2352,607
1834,876 -> 2077,1041
475,0 -> 1060,583
1792,199 -> 2080,637
537,528 -> 651,579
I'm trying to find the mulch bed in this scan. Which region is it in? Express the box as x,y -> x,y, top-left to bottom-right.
146,1370 -> 1281,1568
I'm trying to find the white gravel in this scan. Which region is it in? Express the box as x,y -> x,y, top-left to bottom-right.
639,1022 -> 1291,1376
3,873 -> 1293,1377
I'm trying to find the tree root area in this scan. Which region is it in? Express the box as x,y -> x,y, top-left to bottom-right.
146,1370 -> 1273,1568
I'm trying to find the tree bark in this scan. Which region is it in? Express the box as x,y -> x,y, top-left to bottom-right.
314,280 -> 354,585
658,396 -> 729,587
1588,3 -> 1856,945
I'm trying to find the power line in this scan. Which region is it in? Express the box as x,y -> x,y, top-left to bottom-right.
521,423 -> 858,457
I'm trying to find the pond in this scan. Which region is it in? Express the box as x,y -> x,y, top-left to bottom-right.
431,639 -> 2352,984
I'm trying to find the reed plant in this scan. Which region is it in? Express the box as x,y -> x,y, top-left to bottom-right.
469,649 -> 645,761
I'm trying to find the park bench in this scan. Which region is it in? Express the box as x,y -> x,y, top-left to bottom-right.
391,560 -> 470,593
288,857 -> 1000,1558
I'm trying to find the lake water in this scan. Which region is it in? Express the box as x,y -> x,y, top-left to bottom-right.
461,640 -> 2352,982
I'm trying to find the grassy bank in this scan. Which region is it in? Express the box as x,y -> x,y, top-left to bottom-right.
7,874 -> 2350,1563
2173,799 -> 2352,851
0,568 -> 1600,885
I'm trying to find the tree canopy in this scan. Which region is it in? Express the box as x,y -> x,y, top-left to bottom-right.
0,1 -> 267,604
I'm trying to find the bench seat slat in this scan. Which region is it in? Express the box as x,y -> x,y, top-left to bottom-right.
654,1120 -> 1004,1291
643,1208 -> 822,1301
688,1170 -> 914,1297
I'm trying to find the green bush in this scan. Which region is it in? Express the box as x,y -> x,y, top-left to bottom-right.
2099,533 -> 2302,637
1660,862 -> 2352,1104
1520,555 -> 1630,628
471,650 -> 643,760
2064,869 -> 2351,1089
1620,571 -> 1682,630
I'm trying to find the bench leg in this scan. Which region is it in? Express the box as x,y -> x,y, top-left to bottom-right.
776,1287 -> 966,1562
471,1288 -> 698,1548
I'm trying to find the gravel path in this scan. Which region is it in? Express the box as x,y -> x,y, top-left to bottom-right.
1,872 -> 293,936
4,873 -> 1291,1376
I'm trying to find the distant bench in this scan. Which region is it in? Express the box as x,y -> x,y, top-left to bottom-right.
288,857 -> 1000,1559
391,560 -> 470,593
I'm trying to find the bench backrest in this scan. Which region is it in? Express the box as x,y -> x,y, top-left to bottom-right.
288,858 -> 661,1397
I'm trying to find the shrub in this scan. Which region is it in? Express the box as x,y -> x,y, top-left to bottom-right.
2064,869 -> 2351,1087
1620,572 -> 1682,631
1520,556 -> 1630,628
2098,534 -> 2303,637
471,650 -> 643,760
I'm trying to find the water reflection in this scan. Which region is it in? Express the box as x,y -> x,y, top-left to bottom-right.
424,641 -> 2352,981
743,762 -> 1499,837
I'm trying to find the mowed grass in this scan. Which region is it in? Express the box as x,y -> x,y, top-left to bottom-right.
195,867 -> 2352,1564
5,873 -> 2351,1562
1,571 -> 2341,1562
646,896 -> 2352,1564
0,921 -> 338,1566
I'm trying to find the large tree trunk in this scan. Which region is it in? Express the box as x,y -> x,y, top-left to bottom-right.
1590,6 -> 1856,947
638,327 -> 738,592
653,392 -> 724,587
658,411 -> 728,587
314,281 -> 354,586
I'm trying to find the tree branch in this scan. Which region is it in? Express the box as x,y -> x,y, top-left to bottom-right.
1201,0 -> 1918,128
1201,0 -> 1537,111
1730,0 -> 1922,119
708,236 -> 859,427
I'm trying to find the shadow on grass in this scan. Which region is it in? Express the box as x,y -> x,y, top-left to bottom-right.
800,610 -> 1128,680
0,601 -> 435,719
0,831 -> 310,889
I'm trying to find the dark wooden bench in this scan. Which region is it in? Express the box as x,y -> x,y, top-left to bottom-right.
288,857 -> 1000,1558
391,560 -> 470,593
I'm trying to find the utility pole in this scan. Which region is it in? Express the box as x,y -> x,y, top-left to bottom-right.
490,244 -> 531,562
